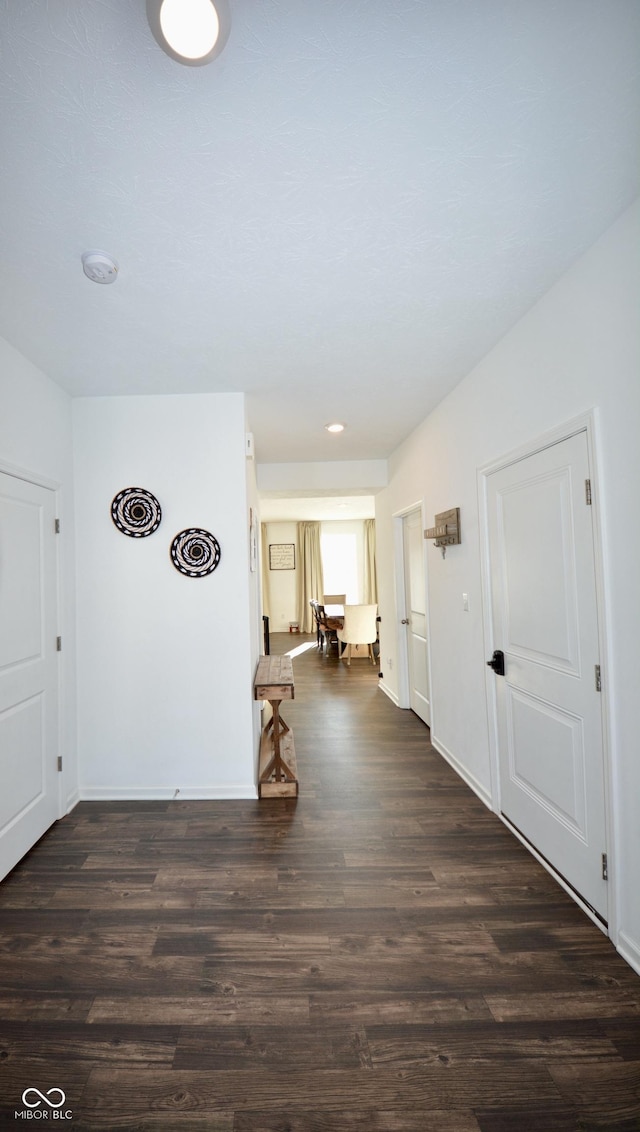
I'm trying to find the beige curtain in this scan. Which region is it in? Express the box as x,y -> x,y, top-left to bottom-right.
296,522 -> 324,632
363,518 -> 378,604
260,523 -> 270,619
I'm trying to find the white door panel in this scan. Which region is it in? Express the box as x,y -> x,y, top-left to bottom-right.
507,688 -> 587,836
0,696 -> 45,827
498,470 -> 580,670
410,611 -> 427,639
0,496 -> 43,673
0,472 -> 59,881
487,432 -> 607,920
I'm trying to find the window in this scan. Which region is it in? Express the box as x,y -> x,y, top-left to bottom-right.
320,527 -> 360,603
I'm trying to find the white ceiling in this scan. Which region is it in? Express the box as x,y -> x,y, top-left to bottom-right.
1,0 -> 638,463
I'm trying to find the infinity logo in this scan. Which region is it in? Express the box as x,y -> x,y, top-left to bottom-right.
21,1088 -> 66,1109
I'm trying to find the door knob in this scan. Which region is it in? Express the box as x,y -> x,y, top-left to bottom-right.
401,618 -> 410,624
487,649 -> 505,676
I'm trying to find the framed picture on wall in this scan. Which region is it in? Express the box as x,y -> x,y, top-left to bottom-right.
269,543 -> 295,570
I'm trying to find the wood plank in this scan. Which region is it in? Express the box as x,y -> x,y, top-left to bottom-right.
473,1103 -> 580,1132
485,989 -> 640,1022
151,866 -> 278,893
86,995 -> 312,1026
192,951 -> 578,996
364,1018 -> 618,1068
1,1020 -> 180,1066
308,992 -> 494,1027
0,952 -> 205,995
549,1061 -> 640,1124
173,1024 -> 368,1071
153,930 -> 332,958
602,1019 -> 640,1061
74,1065 -> 565,1117
232,1114 -> 483,1132
0,994 -> 94,1021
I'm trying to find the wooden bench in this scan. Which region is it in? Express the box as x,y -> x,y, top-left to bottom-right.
254,655 -> 298,798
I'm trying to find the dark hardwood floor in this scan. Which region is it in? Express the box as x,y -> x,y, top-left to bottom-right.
1,633 -> 639,1130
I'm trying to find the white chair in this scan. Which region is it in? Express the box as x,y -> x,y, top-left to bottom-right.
337,604 -> 378,666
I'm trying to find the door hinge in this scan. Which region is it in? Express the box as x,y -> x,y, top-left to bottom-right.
595,664 -> 601,692
55,518 -> 61,533
56,636 -> 62,652
57,756 -> 63,773
602,852 -> 608,881
585,479 -> 592,505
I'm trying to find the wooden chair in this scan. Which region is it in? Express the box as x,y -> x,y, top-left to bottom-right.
337,604 -> 378,666
309,599 -> 324,649
310,599 -> 339,654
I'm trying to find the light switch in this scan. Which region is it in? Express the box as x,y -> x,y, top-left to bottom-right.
462,593 -> 469,612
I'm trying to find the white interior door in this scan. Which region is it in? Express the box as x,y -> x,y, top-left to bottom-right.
402,508 -> 430,726
486,431 -> 607,920
0,472 -> 59,881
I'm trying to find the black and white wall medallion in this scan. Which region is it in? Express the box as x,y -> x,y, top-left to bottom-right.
111,487 -> 162,538
170,528 -> 221,577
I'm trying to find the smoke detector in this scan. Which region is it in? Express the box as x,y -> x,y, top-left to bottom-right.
82,251 -> 119,285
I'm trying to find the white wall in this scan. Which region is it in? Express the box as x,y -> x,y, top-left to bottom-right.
0,336 -> 77,811
244,422 -> 264,778
376,199 -> 640,972
73,393 -> 257,799
258,459 -> 387,494
263,521 -> 299,632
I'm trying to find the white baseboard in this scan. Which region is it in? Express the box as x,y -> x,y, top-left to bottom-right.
616,931 -> 640,977
79,785 -> 258,801
378,680 -> 399,706
430,734 -> 492,809
65,789 -> 80,814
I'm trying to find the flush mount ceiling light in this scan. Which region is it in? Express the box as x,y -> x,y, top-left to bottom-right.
146,0 -> 231,66
325,422 -> 345,433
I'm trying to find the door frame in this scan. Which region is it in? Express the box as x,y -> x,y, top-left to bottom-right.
0,456 -> 65,824
392,500 -> 432,721
478,410 -> 615,936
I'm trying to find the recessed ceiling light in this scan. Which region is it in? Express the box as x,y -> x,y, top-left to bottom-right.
325,423 -> 345,433
146,0 -> 231,66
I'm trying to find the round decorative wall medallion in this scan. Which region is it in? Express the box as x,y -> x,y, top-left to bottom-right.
111,487 -> 162,538
170,528 -> 221,578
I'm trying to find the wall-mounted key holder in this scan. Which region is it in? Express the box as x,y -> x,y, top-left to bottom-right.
424,507 -> 461,558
